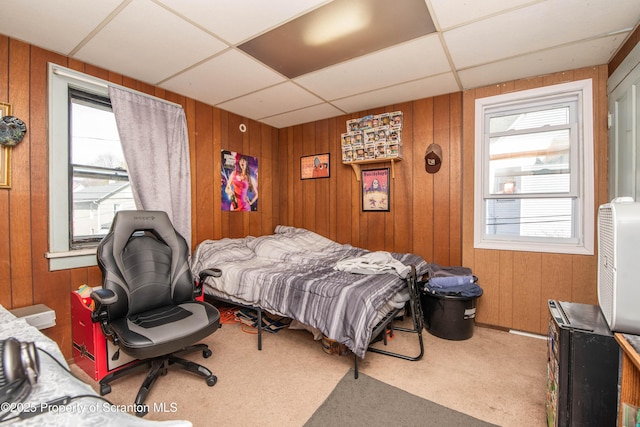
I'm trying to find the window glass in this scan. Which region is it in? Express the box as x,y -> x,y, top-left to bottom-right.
483,100 -> 577,241
485,197 -> 574,239
488,106 -> 569,133
488,129 -> 571,195
69,90 -> 134,248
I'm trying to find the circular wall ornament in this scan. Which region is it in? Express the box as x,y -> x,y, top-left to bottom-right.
0,116 -> 27,147
239,123 -> 247,133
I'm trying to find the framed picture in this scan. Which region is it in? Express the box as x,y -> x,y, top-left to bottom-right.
0,103 -> 11,189
362,168 -> 390,212
221,150 -> 259,212
300,153 -> 330,180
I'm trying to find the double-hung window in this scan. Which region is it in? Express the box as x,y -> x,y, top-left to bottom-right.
48,64 -> 135,270
474,79 -> 594,255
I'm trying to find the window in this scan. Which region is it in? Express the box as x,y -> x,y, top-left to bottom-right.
69,89 -> 134,248
48,64 -> 135,270
474,79 -> 594,255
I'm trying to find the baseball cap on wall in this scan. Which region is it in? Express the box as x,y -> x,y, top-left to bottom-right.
425,143 -> 442,173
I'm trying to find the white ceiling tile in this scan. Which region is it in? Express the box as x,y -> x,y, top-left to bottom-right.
73,0 -> 228,84
427,0 -> 535,29
156,0 -> 331,44
261,103 -> 345,128
295,34 -> 449,100
0,0 -> 122,55
332,73 -> 459,113
2,1 -> 640,128
218,82 -> 324,120
444,0 -> 640,69
159,50 -> 286,106
458,34 -> 628,89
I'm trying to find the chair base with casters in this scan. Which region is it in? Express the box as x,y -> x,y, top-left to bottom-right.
98,343 -> 217,417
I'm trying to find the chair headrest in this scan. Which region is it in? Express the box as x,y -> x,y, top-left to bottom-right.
109,211 -> 185,281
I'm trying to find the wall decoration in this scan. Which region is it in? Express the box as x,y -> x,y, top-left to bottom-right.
0,115 -> 27,147
0,103 -> 12,189
342,111 -> 403,164
362,168 -> 390,212
425,143 -> 442,173
300,153 -> 330,179
221,150 -> 259,212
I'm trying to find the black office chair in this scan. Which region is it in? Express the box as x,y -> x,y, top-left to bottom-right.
91,210 -> 220,417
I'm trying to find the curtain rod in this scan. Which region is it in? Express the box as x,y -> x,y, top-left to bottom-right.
51,65 -> 183,109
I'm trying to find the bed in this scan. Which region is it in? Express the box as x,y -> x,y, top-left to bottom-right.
0,305 -> 191,427
190,226 -> 428,372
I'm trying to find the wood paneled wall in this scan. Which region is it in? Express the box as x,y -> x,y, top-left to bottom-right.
461,66 -> 610,335
0,32 -> 613,359
280,66 -> 608,337
277,95 -> 464,266
0,36 -> 278,360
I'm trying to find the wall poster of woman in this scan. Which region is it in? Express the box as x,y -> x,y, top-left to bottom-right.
362,168 -> 390,212
221,150 -> 258,212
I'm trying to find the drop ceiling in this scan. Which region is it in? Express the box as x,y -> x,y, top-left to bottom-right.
1,0 -> 639,128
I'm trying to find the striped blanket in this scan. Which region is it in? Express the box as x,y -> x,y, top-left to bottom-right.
191,226 -> 428,358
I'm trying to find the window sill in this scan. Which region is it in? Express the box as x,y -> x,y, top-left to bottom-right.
474,240 -> 593,255
45,248 -> 97,271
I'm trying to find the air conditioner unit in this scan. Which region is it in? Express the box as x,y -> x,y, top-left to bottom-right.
597,197 -> 640,335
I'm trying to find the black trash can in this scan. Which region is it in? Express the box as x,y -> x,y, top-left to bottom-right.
420,284 -> 483,341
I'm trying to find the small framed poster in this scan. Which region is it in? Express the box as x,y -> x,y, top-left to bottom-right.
362,168 -> 390,212
300,153 -> 330,179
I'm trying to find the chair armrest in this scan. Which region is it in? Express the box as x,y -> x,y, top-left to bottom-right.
90,288 -> 117,325
199,268 -> 222,281
90,288 -> 117,305
194,268 -> 222,298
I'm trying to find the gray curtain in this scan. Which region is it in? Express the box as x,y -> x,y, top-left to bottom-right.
108,86 -> 192,250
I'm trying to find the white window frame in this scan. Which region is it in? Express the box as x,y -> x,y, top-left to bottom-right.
46,64 -> 122,270
473,79 -> 594,255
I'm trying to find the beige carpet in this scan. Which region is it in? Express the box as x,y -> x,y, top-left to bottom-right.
70,317 -> 548,427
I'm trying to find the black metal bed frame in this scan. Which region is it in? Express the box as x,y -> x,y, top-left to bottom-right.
353,265 -> 424,378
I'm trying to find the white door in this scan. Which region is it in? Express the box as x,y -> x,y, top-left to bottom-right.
608,45 -> 640,202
